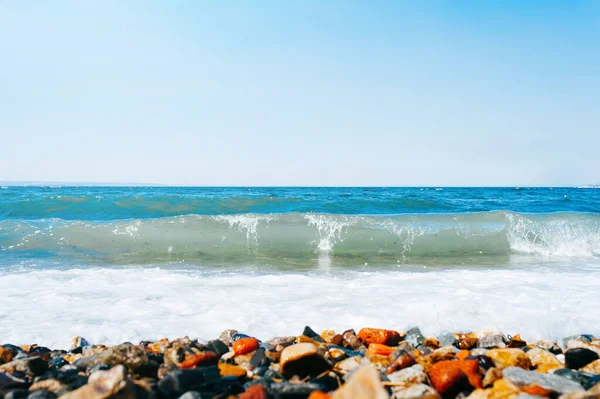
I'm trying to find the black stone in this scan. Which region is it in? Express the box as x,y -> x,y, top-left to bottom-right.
263,369 -> 284,380
466,355 -> 494,370
0,373 -> 29,395
4,389 -> 29,399
553,368 -> 600,390
302,326 -> 325,343
271,382 -> 326,398
28,347 -> 51,355
35,369 -> 88,391
69,346 -> 83,354
249,348 -> 271,370
3,344 -> 22,353
158,366 -> 221,397
28,390 -> 57,399
565,348 -> 599,370
205,340 -> 229,358
312,374 -> 340,391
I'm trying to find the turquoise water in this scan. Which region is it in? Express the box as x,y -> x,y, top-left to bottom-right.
1,186 -> 599,268
1,186 -> 600,346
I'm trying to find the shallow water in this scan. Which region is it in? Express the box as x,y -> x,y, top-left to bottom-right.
1,186 -> 599,346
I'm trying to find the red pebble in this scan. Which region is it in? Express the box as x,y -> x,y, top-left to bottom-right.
357,328 -> 402,346
233,337 -> 260,355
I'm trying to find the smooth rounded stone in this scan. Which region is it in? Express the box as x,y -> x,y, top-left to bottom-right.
0,347 -> 18,365
331,365 -> 388,399
218,363 -> 247,379
73,344 -> 150,376
0,357 -> 48,377
321,330 -> 344,346
27,390 -> 57,399
405,328 -> 425,347
390,383 -> 440,399
477,335 -> 506,349
158,366 -> 221,397
581,359 -> 600,374
565,348 -> 599,370
59,365 -> 133,399
205,340 -> 229,358
358,328 -> 403,346
503,366 -> 584,394
280,343 -> 331,379
486,348 -> 532,369
387,364 -> 427,389
526,347 -> 562,367
553,369 -> 600,390
48,358 -> 68,370
515,394 -> 546,399
233,338 -> 260,356
507,335 -> 527,348
563,335 -> 594,347
428,360 -> 473,396
34,369 -> 88,391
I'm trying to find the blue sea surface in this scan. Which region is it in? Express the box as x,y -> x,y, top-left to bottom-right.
1,186 -> 599,269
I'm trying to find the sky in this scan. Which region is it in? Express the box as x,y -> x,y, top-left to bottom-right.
0,1 -> 599,186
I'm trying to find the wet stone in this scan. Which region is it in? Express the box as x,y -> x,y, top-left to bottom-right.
74,344 -> 152,376
280,343 -> 332,379
4,389 -> 30,399
0,372 -> 29,393
341,330 -> 364,351
232,333 -> 251,342
553,368 -> 600,390
438,333 -> 458,348
218,330 -> 238,346
503,366 -> 584,394
0,357 -> 48,377
271,382 -> 326,397
565,347 -> 599,370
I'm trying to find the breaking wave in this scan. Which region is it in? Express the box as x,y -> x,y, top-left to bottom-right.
1,211 -> 599,266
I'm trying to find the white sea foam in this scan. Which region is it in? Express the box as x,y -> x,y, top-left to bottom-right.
0,265 -> 598,348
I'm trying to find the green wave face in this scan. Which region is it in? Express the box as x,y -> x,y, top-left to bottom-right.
2,211 -> 599,267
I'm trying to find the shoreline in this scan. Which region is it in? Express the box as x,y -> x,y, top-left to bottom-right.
1,327 -> 599,398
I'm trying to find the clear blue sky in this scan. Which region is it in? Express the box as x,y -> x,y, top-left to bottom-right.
1,1 -> 598,186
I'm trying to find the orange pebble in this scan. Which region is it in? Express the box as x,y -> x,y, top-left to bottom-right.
429,360 -> 467,395
459,358 -> 483,389
233,337 -> 260,355
308,392 -> 331,399
357,328 -> 402,346
522,385 -> 553,397
179,352 -> 218,369
366,343 -> 395,357
456,350 -> 471,361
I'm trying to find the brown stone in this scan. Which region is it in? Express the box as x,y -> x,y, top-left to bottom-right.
367,343 -> 395,357
342,329 -> 364,350
526,347 -> 561,368
482,367 -> 502,388
0,347 -> 16,365
581,359 -> 600,374
321,330 -> 343,346
423,338 -> 441,349
358,328 -> 403,346
459,337 -> 480,350
507,334 -> 527,348
387,351 -> 416,374
29,378 -> 67,393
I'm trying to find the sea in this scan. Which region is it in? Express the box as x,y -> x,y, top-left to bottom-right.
1,186 -> 599,348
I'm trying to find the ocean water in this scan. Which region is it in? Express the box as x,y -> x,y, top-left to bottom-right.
1,186 -> 599,347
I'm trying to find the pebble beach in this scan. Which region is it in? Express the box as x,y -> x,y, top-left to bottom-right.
1,327 -> 600,398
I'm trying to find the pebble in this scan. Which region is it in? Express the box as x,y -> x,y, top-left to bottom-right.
486,348 -> 532,369
330,365 -> 388,399
565,348 -> 599,370
503,366 -> 585,394
280,343 -> 331,379
0,328 -> 599,399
